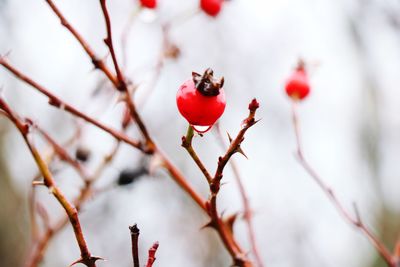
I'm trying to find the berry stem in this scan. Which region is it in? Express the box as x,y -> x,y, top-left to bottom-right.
181,125 -> 213,183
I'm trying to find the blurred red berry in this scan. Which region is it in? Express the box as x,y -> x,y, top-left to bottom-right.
200,0 -> 223,17
285,63 -> 310,100
176,68 -> 226,132
140,0 -> 156,9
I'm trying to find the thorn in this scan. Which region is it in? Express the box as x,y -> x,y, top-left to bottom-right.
69,256 -> 104,267
200,220 -> 216,230
224,213 -> 239,234
227,132 -> 233,143
236,145 -> 248,159
32,181 -> 45,186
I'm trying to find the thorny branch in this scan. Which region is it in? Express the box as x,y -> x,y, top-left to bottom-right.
0,98 -> 100,267
0,2 -> 261,266
182,99 -> 260,267
42,0 -> 208,211
290,101 -> 396,267
215,124 -> 264,267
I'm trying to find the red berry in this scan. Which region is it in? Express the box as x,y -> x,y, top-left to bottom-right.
177,69 -> 226,132
140,0 -> 156,9
285,63 -> 310,100
200,0 -> 223,17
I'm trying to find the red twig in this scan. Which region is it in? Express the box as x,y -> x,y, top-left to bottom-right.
145,242 -> 159,267
290,101 -> 395,267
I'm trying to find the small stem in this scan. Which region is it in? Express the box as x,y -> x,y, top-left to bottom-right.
181,125 -> 213,183
129,224 -> 140,267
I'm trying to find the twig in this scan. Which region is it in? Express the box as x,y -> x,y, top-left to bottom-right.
181,125 -> 213,183
25,138 -> 123,267
0,98 -> 100,267
129,224 -> 140,267
183,99 -> 259,266
215,123 -> 264,267
0,57 -> 145,152
290,101 -> 395,267
145,242 -> 159,267
41,0 -> 207,212
44,0 -> 118,86
99,0 -> 127,92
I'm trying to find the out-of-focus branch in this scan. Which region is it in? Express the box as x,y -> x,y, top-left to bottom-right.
215,123 -> 264,267
290,101 -> 395,267
0,98 -> 100,267
35,125 -> 88,180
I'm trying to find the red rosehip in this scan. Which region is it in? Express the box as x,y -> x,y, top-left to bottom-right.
140,0 -> 156,9
200,0 -> 223,17
176,68 -> 226,132
285,63 -> 310,100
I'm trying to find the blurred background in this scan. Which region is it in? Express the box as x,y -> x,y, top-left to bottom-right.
1,0 -> 400,266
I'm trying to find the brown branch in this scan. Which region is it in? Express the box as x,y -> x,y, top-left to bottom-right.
25,138 -> 122,267
41,0 -> 207,213
44,0 -> 118,86
129,224 -> 140,267
0,57 -> 145,152
182,99 -> 259,266
0,56 -> 207,214
215,123 -> 264,267
0,98 -> 100,267
99,0 -> 127,92
145,242 -> 159,267
208,99 -> 259,267
290,101 -> 395,267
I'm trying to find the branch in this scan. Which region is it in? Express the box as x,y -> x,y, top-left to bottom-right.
42,0 -> 206,212
0,97 -> 101,267
182,99 -> 259,267
145,242 -> 159,267
290,101 -> 395,267
99,0 -> 126,92
129,224 -> 140,267
181,125 -> 213,183
0,57 -> 145,152
44,0 -> 118,86
25,138 -> 123,267
215,124 -> 264,267
208,99 -> 259,267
